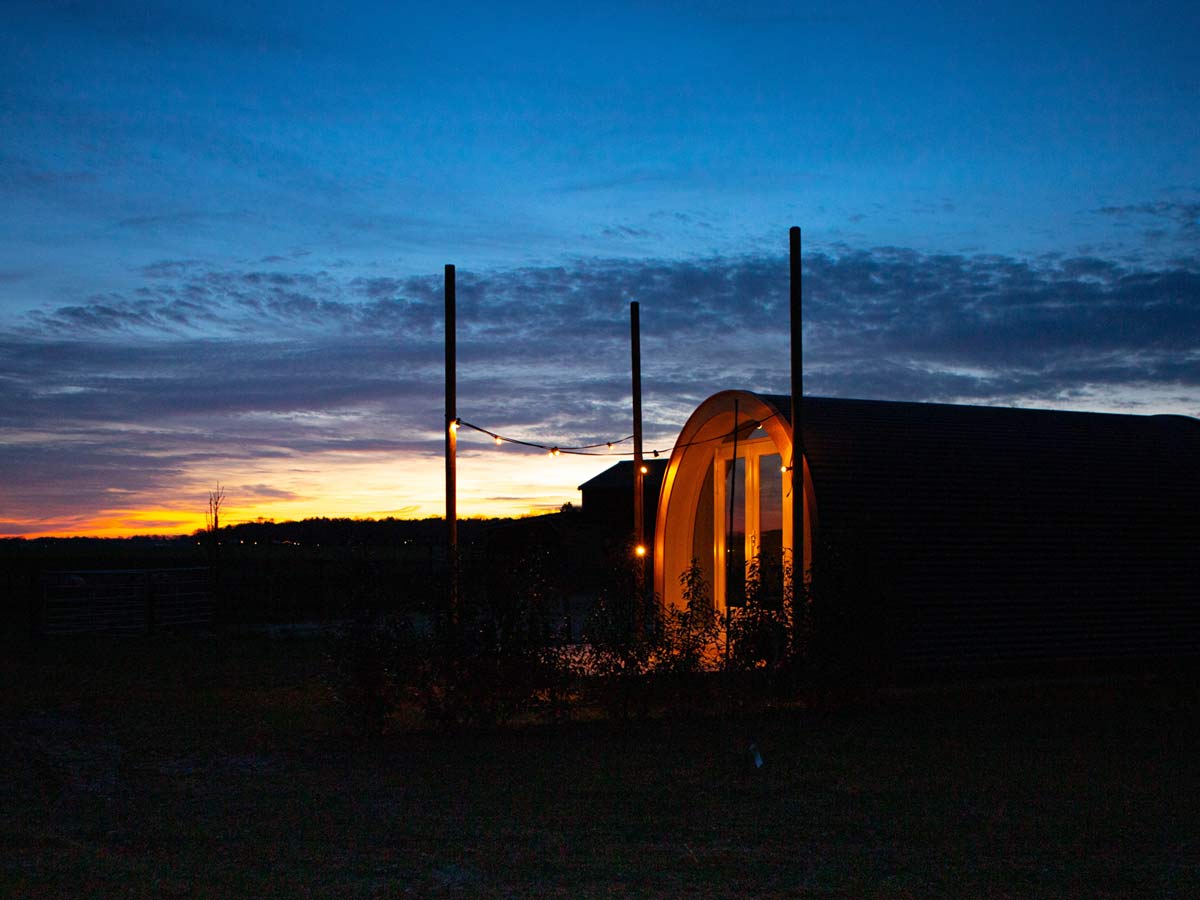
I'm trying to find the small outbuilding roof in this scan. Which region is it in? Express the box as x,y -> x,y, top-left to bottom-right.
577,458 -> 668,492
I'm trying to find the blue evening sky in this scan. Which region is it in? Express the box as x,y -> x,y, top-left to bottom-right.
2,0 -> 1198,534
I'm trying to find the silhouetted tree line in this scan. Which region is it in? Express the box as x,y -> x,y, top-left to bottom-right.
1,510 -> 622,633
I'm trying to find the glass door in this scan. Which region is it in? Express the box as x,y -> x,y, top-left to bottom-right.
713,438 -> 787,610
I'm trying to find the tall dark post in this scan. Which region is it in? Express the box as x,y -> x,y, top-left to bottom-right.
444,264 -> 458,619
789,227 -> 804,581
631,301 -> 645,589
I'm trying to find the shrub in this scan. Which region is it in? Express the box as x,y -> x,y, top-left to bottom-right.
655,560 -> 721,676
725,550 -> 794,675
324,612 -> 419,737
419,541 -> 577,728
578,549 -> 659,720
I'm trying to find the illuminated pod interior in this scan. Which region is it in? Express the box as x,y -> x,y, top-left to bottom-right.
653,391 -> 813,611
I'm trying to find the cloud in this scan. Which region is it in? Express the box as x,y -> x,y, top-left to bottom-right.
1095,201 -> 1200,244
3,243 -> 1199,530
0,161 -> 96,193
601,225 -> 655,239
235,484 -> 305,501
11,0 -> 307,54
116,210 -> 256,231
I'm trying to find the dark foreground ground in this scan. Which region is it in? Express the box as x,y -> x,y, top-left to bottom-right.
2,635 -> 1198,898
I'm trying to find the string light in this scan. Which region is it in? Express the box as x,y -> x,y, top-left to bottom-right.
452,413 -> 780,459
639,464 -> 649,474
455,419 -> 637,456
634,544 -> 647,557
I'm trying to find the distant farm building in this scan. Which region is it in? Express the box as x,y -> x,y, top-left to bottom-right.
578,458 -> 668,545
653,391 -> 1200,668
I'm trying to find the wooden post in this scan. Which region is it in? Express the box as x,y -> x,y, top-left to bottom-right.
631,301 -> 646,605
631,302 -> 644,552
789,226 -> 803,582
725,396 -> 740,660
445,263 -> 458,620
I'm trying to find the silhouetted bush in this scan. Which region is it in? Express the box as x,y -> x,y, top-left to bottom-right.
324,612 -> 416,736
655,561 -> 721,676
321,526 -> 900,732
577,549 -> 658,721
404,538 -> 576,727
725,551 -> 795,688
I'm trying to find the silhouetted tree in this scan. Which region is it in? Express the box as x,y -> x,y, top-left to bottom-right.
206,484 -> 224,538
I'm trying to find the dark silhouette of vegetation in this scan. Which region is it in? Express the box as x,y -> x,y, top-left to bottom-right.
576,545 -> 659,720
655,561 -> 721,676
322,541 -> 821,735
324,613 -> 413,737
422,537 -> 575,727
7,511 -> 896,729
323,517 -> 584,732
724,549 -> 795,696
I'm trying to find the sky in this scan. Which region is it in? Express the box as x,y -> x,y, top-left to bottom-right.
2,0 -> 1199,537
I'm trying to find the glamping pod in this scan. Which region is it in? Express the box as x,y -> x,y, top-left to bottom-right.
654,391 -> 1200,667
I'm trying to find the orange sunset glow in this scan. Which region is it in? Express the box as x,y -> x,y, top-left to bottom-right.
14,446 -> 636,539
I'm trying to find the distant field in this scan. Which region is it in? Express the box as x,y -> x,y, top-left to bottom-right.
3,635 -> 1199,898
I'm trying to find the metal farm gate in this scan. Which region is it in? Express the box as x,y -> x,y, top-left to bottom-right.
39,568 -> 212,635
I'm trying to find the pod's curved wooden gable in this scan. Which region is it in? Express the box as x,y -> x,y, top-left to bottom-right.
655,392 -> 1200,666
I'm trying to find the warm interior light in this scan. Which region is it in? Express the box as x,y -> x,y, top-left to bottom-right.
634,544 -> 647,557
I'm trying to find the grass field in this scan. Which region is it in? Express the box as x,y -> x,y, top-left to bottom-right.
3,634 -> 1199,898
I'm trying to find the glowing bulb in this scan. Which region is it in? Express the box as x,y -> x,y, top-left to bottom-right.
634,544 -> 647,557
449,418 -> 460,433
781,464 -> 789,473
550,447 -> 561,457
639,464 -> 648,474
494,436 -> 503,446
607,442 -> 613,449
